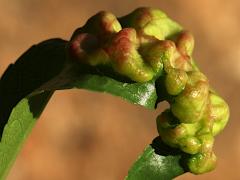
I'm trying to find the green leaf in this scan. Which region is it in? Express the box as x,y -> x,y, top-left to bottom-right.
72,75 -> 157,108
126,137 -> 185,180
0,38 -> 184,179
0,91 -> 53,179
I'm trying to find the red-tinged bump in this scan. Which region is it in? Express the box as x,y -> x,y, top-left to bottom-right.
132,7 -> 153,28
176,31 -> 194,56
120,7 -> 167,29
83,11 -> 121,37
69,33 -> 99,61
105,28 -> 138,64
173,54 -> 193,71
98,11 -> 122,34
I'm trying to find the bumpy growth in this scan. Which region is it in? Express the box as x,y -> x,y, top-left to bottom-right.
68,7 -> 229,174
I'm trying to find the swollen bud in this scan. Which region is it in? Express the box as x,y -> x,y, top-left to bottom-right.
69,8 -> 184,82
68,8 -> 230,175
209,92 -> 230,136
179,136 -> 201,154
72,11 -> 122,39
171,72 -> 209,123
156,110 -> 185,147
165,69 -> 188,95
176,31 -> 194,56
106,28 -> 154,82
188,152 -> 217,174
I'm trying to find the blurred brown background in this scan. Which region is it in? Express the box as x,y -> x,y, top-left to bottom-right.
0,0 -> 239,179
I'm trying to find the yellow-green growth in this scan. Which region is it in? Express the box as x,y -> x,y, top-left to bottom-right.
68,7 -> 230,175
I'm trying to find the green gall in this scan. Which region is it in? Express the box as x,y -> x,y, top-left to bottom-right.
156,110 -> 183,147
187,71 -> 208,86
119,7 -> 182,40
179,136 -> 201,154
176,31 -> 194,56
153,40 -> 176,72
158,41 -> 193,72
69,33 -> 99,62
171,52 -> 193,71
156,110 -> 180,131
82,11 -> 121,36
137,7 -> 166,27
85,49 -> 110,66
180,123 -> 200,137
165,69 -> 188,95
68,8 -> 230,175
119,7 -> 167,30
156,110 -> 174,130
197,133 -> 214,153
139,42 -> 166,75
209,93 -> 230,136
106,28 -> 154,82
69,8 -> 186,82
171,73 -> 209,123
188,152 -> 217,174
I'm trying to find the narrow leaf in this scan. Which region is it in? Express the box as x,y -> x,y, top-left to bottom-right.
0,39 -> 159,178
126,137 -> 185,180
